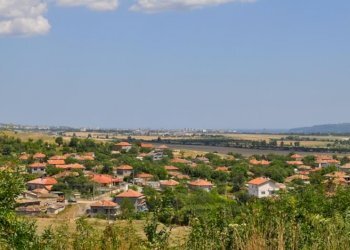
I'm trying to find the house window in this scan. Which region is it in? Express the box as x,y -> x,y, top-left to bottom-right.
261,191 -> 265,195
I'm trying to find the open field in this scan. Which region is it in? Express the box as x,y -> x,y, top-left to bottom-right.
0,130 -> 56,143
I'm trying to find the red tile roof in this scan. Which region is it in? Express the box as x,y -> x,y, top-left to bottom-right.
215,166 -> 229,172
291,154 -> 303,159
188,179 -> 213,187
47,160 -> 66,165
171,158 -> 190,164
116,189 -> 143,198
160,180 -> 179,186
28,162 -> 47,168
249,159 -> 270,166
287,161 -> 304,166
56,164 -> 85,170
247,177 -> 271,186
164,165 -> 179,171
158,145 -> 168,149
49,155 -> 67,160
116,165 -> 133,170
27,177 -> 57,185
140,143 -> 154,148
33,153 -> 46,159
91,174 -> 122,184
136,173 -> 153,179
91,200 -> 119,207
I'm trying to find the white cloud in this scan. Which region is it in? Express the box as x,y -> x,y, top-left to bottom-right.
57,0 -> 119,11
130,0 -> 256,12
0,0 -> 50,36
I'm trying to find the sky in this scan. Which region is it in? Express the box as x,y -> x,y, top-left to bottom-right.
0,0 -> 350,129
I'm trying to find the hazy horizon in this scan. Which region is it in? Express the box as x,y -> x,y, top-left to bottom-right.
1,0 -> 350,129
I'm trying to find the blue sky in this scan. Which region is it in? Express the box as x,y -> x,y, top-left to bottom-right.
0,0 -> 350,129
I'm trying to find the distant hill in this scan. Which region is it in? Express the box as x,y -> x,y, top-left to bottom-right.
289,123 -> 350,134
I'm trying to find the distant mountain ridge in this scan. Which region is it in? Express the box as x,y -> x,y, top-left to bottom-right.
289,123 -> 350,134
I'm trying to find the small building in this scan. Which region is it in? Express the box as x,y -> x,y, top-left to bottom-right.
287,161 -> 304,166
290,154 -> 303,161
285,174 -> 310,184
33,153 -> 46,162
113,189 -> 148,212
47,203 -> 66,215
114,165 -> 133,177
27,177 -> 57,191
324,171 -> 350,185
140,143 -> 154,149
27,162 -> 47,174
215,166 -> 230,173
136,173 -> 154,185
90,200 -> 120,218
91,174 -> 122,188
188,179 -> 213,192
19,153 -> 30,161
247,177 -> 280,198
316,159 -> 340,168
114,142 -> 132,152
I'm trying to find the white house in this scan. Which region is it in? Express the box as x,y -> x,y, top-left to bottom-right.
247,177 -> 280,198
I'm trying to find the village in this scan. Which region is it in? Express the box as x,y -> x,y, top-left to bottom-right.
11,137 -> 350,220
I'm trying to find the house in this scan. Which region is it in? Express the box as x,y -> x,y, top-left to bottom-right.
290,154 -> 303,161
91,174 -> 122,188
316,158 -> 340,168
33,152 -> 46,161
90,200 -> 120,218
114,142 -> 132,152
114,165 -> 133,177
285,174 -> 310,184
19,153 -> 30,161
136,173 -> 154,184
249,159 -> 271,166
324,171 -> 350,185
157,145 -> 168,150
247,177 -> 280,198
113,189 -> 148,212
160,180 -> 179,189
56,164 -> 85,171
27,162 -> 47,174
27,177 -> 58,191
188,179 -> 213,192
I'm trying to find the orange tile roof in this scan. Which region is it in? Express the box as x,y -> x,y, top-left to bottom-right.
164,165 -> 179,171
27,177 -> 57,185
249,159 -> 270,166
116,165 -> 133,170
19,154 -> 30,160
56,164 -> 85,170
285,174 -> 310,183
28,162 -> 47,168
116,189 -> 143,198
160,180 -> 179,186
116,142 -> 131,146
189,179 -> 213,187
33,153 -> 46,159
171,158 -> 190,164
91,174 -> 122,184
136,173 -> 153,179
47,159 -> 66,165
158,145 -> 168,149
291,154 -> 303,159
140,143 -> 154,148
247,177 -> 271,186
91,200 -> 119,207
49,155 -> 67,160
287,161 -> 304,166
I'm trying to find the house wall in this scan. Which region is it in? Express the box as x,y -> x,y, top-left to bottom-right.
248,181 -> 279,198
